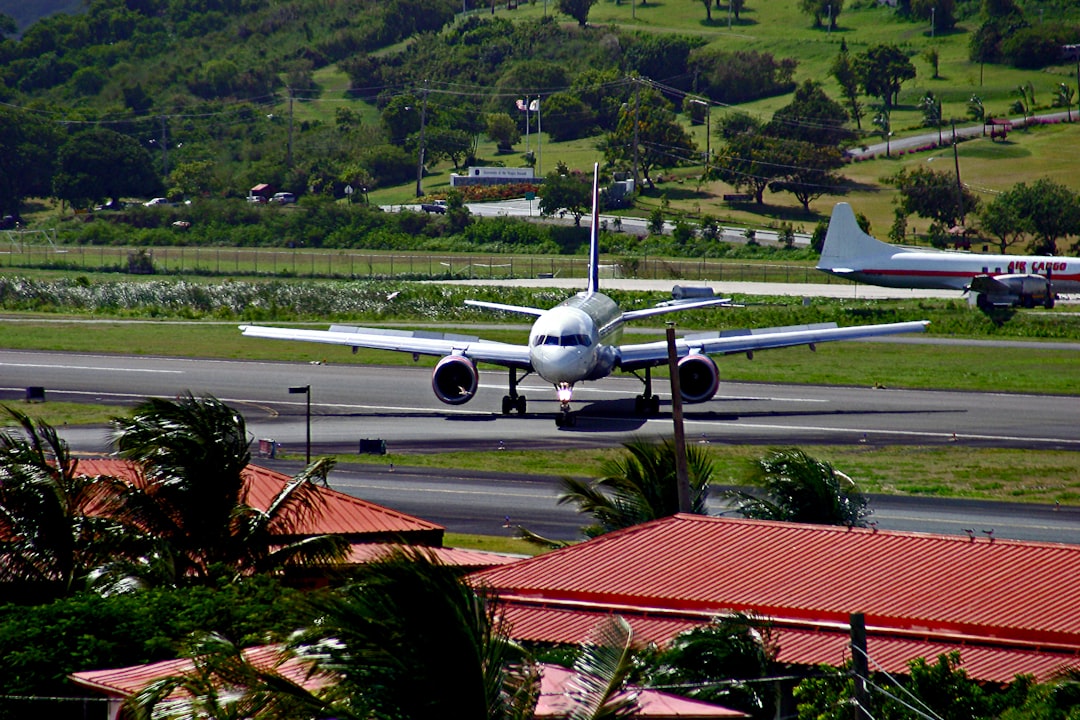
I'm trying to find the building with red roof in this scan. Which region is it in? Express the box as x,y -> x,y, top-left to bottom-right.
72,458 -> 518,571
71,653 -> 747,720
471,514 -> 1080,684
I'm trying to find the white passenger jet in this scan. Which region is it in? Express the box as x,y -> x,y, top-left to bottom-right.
818,202 -> 1080,310
241,166 -> 928,426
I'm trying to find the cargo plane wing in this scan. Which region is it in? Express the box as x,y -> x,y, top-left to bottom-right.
818,202 -> 1080,310
242,167 -> 928,426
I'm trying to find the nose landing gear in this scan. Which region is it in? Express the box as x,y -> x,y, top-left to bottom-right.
555,382 -> 577,427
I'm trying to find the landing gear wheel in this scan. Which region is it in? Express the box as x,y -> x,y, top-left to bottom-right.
555,410 -> 576,427
501,396 -> 513,415
634,394 -> 661,415
515,395 -> 527,414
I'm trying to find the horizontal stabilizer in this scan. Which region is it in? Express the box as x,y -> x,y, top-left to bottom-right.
622,296 -> 732,321
464,300 -> 547,317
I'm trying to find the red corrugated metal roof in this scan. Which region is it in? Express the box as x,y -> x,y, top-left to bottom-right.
343,543 -> 523,568
536,663 -> 748,718
497,604 -> 1078,683
70,645 -> 327,699
75,458 -> 442,539
471,514 -> 1080,682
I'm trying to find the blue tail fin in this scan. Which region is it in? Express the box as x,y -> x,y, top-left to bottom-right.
588,162 -> 600,294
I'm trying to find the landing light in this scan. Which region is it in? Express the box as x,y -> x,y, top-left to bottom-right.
557,382 -> 573,403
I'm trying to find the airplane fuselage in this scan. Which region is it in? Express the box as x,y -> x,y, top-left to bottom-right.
835,249 -> 1080,293
527,291 -> 622,385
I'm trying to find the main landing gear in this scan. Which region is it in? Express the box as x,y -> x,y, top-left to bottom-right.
633,367 -> 661,415
501,368 -> 528,415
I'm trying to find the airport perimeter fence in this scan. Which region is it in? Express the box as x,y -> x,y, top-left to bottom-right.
0,241 -> 852,286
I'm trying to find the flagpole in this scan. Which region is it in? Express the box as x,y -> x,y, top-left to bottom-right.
536,95 -> 542,175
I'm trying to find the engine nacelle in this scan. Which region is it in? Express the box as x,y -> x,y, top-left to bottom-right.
677,354 -> 720,404
431,355 -> 478,405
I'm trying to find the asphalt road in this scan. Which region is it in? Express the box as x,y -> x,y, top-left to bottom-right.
1,348 -> 1078,544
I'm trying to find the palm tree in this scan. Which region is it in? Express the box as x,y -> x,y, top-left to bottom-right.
108,392 -> 347,585
644,613 -> 778,717
557,438 -> 712,538
726,447 -> 871,527
564,617 -> 641,720
0,407 -> 129,599
129,548 -> 541,720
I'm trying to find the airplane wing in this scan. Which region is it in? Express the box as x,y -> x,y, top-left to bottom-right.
616,320 -> 929,370
238,324 -> 533,368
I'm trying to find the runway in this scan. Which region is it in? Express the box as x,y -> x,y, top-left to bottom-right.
3,349 -> 1080,452
1,348 -> 1078,544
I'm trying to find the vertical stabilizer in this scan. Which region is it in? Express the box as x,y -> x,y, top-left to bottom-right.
818,202 -> 896,271
588,162 -> 600,294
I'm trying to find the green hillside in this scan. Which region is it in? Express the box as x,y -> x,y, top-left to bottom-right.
2,0 -> 1080,239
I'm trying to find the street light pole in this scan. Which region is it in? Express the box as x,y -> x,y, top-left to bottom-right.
288,385 -> 311,465
415,80 -> 429,198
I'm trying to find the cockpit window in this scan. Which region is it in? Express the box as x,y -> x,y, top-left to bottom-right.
534,333 -> 592,347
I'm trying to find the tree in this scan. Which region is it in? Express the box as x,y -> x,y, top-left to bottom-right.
888,165 -> 980,230
831,39 -> 864,129
700,0 -> 713,22
538,169 -> 591,226
645,614 -> 778,716
967,94 -> 986,124
1012,81 -> 1036,124
1055,82 -> 1075,123
978,187 -> 1031,253
168,160 -> 217,199
129,549 -> 541,720
0,408 -> 128,600
53,128 -> 161,209
765,80 -> 854,147
714,133 -> 788,204
557,438 -> 711,538
799,0 -> 842,29
855,44 -> 917,110
108,393 -> 348,585
767,141 -> 847,212
1007,178 -> 1080,255
923,46 -> 940,79
0,107 -> 61,216
726,448 -> 871,526
913,0 -> 956,32
556,0 -> 597,27
920,91 -> 944,145
603,85 -> 697,188
486,112 -> 522,152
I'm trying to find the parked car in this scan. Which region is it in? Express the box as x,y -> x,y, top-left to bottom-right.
420,199 -> 447,214
144,197 -> 172,206
270,192 -> 297,204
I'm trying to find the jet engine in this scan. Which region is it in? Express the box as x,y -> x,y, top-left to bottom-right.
431,355 -> 479,405
677,354 -> 720,403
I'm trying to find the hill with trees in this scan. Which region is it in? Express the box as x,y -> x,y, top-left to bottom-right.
3,0 -> 1080,252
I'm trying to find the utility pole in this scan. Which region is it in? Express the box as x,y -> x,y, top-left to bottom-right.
287,87 -> 295,169
850,613 -> 871,720
536,95 -> 543,176
665,323 -> 691,513
415,80 -> 429,198
632,79 -> 641,191
159,115 -> 169,177
952,120 -> 965,225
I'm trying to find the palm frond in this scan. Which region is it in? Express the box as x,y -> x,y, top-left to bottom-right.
566,617 -> 640,720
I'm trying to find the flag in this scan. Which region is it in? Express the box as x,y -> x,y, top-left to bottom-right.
516,99 -> 527,112
528,98 -> 539,112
